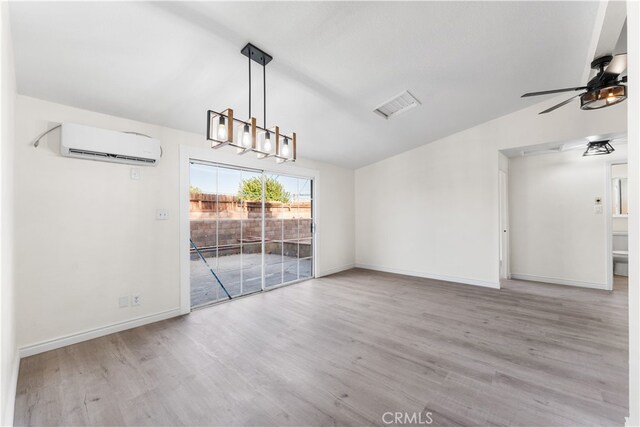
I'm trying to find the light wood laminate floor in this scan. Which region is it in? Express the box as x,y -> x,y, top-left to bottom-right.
15,269 -> 629,426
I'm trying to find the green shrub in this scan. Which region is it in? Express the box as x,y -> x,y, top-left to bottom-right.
239,177 -> 290,203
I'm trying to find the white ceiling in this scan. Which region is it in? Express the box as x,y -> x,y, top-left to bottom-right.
10,1 -> 602,168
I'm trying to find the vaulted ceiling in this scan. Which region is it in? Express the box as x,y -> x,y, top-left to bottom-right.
10,1 -> 602,168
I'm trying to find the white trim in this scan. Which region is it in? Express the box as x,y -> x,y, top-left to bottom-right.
179,145 -> 191,314
606,160 -> 628,291
312,173 -> 320,281
510,273 -> 607,290
498,169 -> 510,280
18,308 -> 182,358
355,263 -> 500,289
627,3 -> 639,423
2,352 -> 19,426
605,161 -> 613,291
317,264 -> 354,277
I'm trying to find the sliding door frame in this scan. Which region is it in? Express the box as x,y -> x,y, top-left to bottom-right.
179,144 -> 319,314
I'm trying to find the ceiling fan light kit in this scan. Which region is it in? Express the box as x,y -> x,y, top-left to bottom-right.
580,85 -> 627,110
206,43 -> 296,163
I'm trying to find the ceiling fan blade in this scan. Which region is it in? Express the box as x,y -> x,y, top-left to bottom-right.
538,94 -> 582,114
605,53 -> 627,76
622,75 -> 627,83
522,87 -> 587,98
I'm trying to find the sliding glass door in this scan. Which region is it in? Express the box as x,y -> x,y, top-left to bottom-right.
264,173 -> 313,288
189,161 -> 313,308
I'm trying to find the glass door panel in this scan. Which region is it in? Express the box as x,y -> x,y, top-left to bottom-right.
264,214 -> 283,287
298,178 -> 313,280
282,177 -> 300,283
216,166 -> 243,298
264,173 -> 286,288
265,173 -> 314,287
189,162 -> 221,307
238,168 -> 264,295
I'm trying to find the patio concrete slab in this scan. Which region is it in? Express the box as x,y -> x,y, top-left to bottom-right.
190,253 -> 312,307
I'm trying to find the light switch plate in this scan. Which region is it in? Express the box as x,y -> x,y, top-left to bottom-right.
119,296 -> 129,308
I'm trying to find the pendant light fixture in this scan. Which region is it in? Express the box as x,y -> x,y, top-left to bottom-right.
206,43 -> 296,163
583,140 -> 615,156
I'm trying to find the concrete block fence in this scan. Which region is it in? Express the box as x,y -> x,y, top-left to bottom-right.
189,193 -> 312,260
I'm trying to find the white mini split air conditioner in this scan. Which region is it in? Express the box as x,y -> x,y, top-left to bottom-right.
60,123 -> 161,166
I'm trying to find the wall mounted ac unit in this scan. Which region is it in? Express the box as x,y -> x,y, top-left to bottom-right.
60,123 -> 161,166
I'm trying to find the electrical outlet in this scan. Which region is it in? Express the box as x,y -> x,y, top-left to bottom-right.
156,209 -> 169,220
132,295 -> 141,306
119,296 -> 129,308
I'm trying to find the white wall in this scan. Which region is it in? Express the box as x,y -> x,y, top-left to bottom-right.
0,2 -> 18,424
355,96 -> 626,288
14,95 -> 354,353
509,146 -> 627,289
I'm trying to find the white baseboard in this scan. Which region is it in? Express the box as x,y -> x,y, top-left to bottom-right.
354,263 -> 500,289
19,308 -> 182,358
317,264 -> 355,277
2,352 -> 19,426
510,273 -> 608,290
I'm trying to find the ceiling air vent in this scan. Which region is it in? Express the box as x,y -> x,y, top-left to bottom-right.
374,90 -> 421,119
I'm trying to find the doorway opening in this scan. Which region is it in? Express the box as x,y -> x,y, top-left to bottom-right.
609,162 -> 628,288
189,161 -> 314,309
500,136 -> 627,290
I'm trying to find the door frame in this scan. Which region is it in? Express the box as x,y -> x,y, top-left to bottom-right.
498,169 -> 510,280
605,160 -> 628,291
179,144 -> 319,314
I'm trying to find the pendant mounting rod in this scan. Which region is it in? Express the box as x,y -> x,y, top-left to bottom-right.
241,43 -> 272,129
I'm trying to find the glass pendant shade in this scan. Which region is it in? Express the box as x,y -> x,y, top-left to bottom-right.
232,118 -> 256,153
207,109 -> 234,147
263,132 -> 272,151
580,85 -> 627,110
276,132 -> 296,163
217,117 -> 227,140
255,126 -> 278,158
583,140 -> 615,156
242,124 -> 251,147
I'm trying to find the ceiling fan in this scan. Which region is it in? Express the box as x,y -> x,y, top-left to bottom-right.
522,54 -> 627,114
